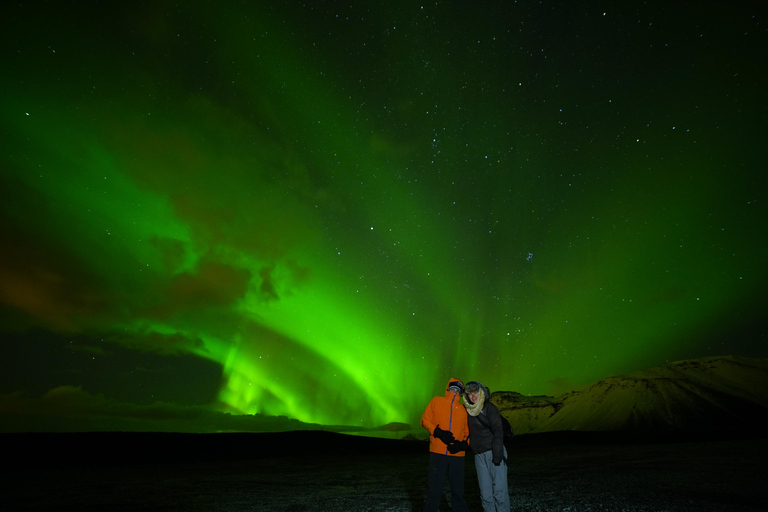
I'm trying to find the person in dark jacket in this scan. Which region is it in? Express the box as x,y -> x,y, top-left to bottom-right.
420,377 -> 470,512
463,380 -> 510,512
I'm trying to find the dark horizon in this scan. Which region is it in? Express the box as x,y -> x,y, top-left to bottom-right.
3,354 -> 766,435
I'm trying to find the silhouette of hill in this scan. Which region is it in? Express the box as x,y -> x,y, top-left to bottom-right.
493,355 -> 768,434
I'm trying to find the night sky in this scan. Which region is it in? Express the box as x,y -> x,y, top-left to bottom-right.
1,1 -> 766,432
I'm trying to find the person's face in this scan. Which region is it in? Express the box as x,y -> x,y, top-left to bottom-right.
468,391 -> 480,403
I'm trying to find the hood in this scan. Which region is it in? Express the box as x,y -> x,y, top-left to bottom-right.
444,377 -> 465,398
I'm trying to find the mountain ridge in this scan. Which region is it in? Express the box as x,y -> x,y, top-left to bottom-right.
492,355 -> 768,434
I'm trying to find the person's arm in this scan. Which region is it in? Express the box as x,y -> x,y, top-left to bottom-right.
421,398 -> 437,435
489,406 -> 505,465
461,409 -> 470,444
422,398 -> 455,443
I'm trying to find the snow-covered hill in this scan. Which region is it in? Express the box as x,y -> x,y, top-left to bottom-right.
492,356 -> 768,434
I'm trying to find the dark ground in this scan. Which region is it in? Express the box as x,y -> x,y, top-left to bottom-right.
2,430 -> 766,511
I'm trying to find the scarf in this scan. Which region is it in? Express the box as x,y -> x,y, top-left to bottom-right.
463,389 -> 485,417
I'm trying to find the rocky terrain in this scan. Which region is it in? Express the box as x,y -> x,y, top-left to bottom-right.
2,430 -> 766,511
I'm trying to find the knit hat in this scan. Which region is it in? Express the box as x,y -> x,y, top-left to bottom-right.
447,380 -> 464,394
463,381 -> 485,415
464,381 -> 481,394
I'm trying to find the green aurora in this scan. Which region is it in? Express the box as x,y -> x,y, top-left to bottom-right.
0,2 -> 766,431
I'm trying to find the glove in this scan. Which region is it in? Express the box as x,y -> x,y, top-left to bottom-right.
433,425 -> 455,444
447,440 -> 469,454
493,460 -> 502,466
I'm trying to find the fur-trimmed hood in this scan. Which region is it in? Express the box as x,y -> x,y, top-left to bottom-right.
462,380 -> 492,417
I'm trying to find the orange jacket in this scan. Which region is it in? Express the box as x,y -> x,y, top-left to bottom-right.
421,377 -> 469,457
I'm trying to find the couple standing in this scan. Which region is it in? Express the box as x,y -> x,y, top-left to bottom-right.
420,377 -> 510,512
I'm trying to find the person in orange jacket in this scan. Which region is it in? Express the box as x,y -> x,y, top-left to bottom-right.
420,377 -> 470,512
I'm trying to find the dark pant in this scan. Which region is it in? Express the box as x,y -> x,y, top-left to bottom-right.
423,452 -> 469,512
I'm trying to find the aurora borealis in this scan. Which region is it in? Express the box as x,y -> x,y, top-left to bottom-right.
1,1 -> 766,432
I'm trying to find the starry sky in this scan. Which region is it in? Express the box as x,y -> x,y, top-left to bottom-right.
1,1 -> 766,433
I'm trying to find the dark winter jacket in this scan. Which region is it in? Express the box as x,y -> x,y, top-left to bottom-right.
465,382 -> 505,464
